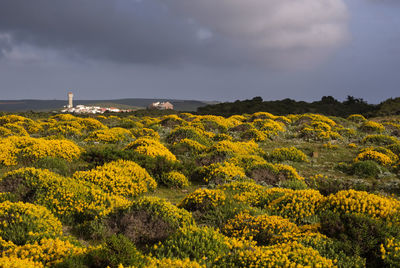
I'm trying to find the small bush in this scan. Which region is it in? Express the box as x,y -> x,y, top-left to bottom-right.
352,160 -> 384,177
319,211 -> 400,267
179,189 -> 226,212
269,147 -> 309,162
33,157 -> 70,176
152,226 -> 231,264
0,201 -> 63,245
160,171 -> 189,188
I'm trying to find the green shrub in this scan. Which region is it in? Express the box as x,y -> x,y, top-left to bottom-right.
90,235 -> 145,268
362,134 -> 399,146
33,157 -> 70,176
152,226 -> 231,264
352,160 -> 385,178
278,179 -> 308,190
319,211 -> 400,267
58,235 -> 146,268
106,197 -> 193,247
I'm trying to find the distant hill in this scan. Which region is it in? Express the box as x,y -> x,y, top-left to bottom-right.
0,98 -> 210,112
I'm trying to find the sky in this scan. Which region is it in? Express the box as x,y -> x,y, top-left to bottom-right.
0,0 -> 399,103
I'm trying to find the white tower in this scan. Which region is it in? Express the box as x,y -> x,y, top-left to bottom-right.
68,92 -> 74,108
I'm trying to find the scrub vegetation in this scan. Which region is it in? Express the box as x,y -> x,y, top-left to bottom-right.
0,111 -> 400,267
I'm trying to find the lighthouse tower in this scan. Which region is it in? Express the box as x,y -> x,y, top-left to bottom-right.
68,92 -> 74,108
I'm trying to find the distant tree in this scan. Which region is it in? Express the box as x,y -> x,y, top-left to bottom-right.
321,96 -> 338,104
252,96 -> 263,103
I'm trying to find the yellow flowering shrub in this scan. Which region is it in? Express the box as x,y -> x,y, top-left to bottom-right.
274,164 -> 305,181
215,241 -> 336,267
73,160 -> 157,198
296,114 -> 337,127
347,114 -> 367,123
208,140 -> 261,156
191,115 -> 233,132
130,197 -> 194,229
152,225 -> 232,264
219,180 -> 265,196
0,136 -> 81,166
359,121 -> 385,133
172,138 -> 207,155
160,171 -> 189,188
223,213 -> 300,245
139,117 -> 161,128
178,189 -> 226,211
1,123 -> 29,136
131,127 -> 160,140
1,168 -> 131,221
85,127 -> 133,143
125,138 -> 177,162
160,114 -> 188,128
202,162 -> 246,184
2,238 -> 86,266
253,119 -> 286,135
213,133 -> 233,142
0,256 -> 43,268
250,112 -> 277,121
348,143 -> 357,148
359,147 -> 399,163
0,127 -> 12,137
146,258 -> 205,268
300,124 -> 342,141
354,150 -> 393,166
381,237 -> 400,267
269,147 -> 309,162
240,128 -> 267,142
0,201 -> 62,245
324,190 -> 400,222
275,116 -> 292,125
79,118 -> 106,131
362,134 -> 399,146
261,189 -> 325,223
46,120 -> 84,137
229,154 -> 267,171
167,126 -> 213,145
0,115 -> 43,135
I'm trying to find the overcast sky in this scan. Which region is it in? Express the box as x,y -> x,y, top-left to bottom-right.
0,0 -> 399,103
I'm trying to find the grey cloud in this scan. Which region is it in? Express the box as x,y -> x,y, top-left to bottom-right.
0,0 -> 349,68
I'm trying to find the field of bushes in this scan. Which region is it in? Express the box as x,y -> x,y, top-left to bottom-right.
0,111 -> 400,267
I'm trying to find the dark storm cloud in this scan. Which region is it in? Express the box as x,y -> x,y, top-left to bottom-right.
0,0 -> 349,68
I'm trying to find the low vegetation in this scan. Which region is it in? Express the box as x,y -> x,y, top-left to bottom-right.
0,110 -> 399,267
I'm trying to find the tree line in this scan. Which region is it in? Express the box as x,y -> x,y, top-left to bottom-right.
197,96 -> 400,117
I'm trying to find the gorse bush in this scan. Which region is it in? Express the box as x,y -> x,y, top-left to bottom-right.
160,171 -> 189,188
0,201 -> 63,245
73,160 -> 157,198
222,213 -> 300,245
85,127 -> 133,143
125,138 -> 177,162
179,189 -> 226,212
0,168 -> 131,223
106,197 -> 193,247
269,147 -> 309,162
0,136 -> 81,166
2,238 -> 87,266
